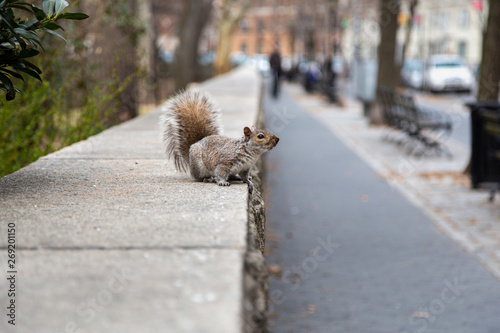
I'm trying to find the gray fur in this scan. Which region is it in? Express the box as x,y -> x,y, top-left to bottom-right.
160,90 -> 279,192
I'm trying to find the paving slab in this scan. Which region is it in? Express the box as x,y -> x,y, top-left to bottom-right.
0,158 -> 247,249
12,249 -> 242,333
46,111 -> 163,160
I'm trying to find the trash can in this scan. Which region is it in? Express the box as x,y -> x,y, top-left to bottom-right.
466,102 -> 500,200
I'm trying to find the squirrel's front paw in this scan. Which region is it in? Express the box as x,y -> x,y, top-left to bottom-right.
217,180 -> 230,186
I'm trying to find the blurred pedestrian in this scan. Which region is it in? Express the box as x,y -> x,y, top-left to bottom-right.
324,55 -> 334,84
323,54 -> 337,102
269,42 -> 282,98
304,62 -> 321,93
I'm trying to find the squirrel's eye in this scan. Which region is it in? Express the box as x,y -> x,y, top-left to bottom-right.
257,134 -> 265,139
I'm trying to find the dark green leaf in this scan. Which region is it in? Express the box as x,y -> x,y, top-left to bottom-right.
22,19 -> 39,27
23,19 -> 40,31
43,28 -> 67,43
17,67 -> 42,81
0,68 -> 24,81
56,12 -> 89,20
11,32 -> 27,50
43,21 -> 63,30
13,28 -> 39,43
31,5 -> 46,21
8,3 -> 32,12
0,72 -> 14,89
2,41 -> 18,51
18,48 -> 39,59
22,60 -> 42,74
1,13 -> 16,30
0,72 -> 16,100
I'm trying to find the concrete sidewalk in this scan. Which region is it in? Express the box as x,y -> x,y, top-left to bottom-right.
0,66 -> 267,333
284,82 -> 500,281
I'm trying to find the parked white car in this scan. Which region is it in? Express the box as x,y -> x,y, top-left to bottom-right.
401,59 -> 424,90
423,55 -> 474,93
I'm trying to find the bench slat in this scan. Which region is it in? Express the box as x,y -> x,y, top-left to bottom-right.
377,87 -> 452,156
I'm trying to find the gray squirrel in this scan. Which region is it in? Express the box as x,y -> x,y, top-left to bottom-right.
160,90 -> 279,193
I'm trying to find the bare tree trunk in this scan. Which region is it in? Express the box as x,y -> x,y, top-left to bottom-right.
477,0 -> 500,101
137,0 -> 155,107
215,20 -> 234,74
80,0 -> 140,120
371,0 -> 400,125
305,29 -> 315,61
174,0 -> 213,90
214,0 -> 251,75
464,0 -> 500,175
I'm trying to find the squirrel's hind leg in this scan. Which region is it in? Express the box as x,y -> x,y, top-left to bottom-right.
214,165 -> 231,186
189,145 -> 212,181
202,176 -> 217,183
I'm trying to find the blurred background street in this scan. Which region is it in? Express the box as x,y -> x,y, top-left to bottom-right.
263,77 -> 500,332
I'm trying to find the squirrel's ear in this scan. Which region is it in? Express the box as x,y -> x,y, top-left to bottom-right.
244,127 -> 252,141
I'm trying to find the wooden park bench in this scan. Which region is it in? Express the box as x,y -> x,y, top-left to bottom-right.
378,87 -> 453,156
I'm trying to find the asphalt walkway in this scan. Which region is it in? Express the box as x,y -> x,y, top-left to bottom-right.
263,82 -> 500,333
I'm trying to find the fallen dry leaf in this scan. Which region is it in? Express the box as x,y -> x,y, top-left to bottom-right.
267,264 -> 283,278
267,312 -> 280,319
307,305 -> 317,313
412,311 -> 430,319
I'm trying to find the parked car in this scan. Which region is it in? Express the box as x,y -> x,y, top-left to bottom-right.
401,58 -> 424,90
244,54 -> 271,77
423,54 -> 474,93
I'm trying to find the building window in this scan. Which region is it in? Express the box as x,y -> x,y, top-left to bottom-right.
439,12 -> 449,29
240,19 -> 249,33
257,20 -> 264,34
459,9 -> 469,28
257,40 -> 262,54
458,41 -> 467,57
241,43 -> 247,54
430,12 -> 438,28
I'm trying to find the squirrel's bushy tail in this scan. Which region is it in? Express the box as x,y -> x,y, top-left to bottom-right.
160,90 -> 222,172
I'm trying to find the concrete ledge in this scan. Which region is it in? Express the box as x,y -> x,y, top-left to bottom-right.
0,66 -> 268,332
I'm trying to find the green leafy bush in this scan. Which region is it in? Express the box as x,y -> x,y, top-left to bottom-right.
0,58 -> 132,177
0,0 -> 88,100
0,0 -> 142,178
